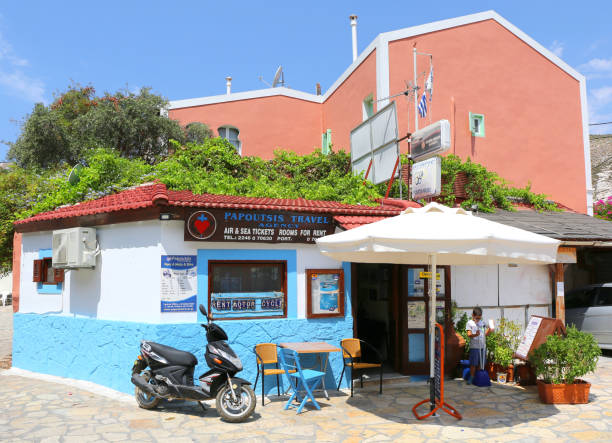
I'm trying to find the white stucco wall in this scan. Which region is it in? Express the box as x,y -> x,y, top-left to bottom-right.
451,264 -> 552,329
20,219 -> 343,323
159,220 -> 342,320
20,221 -> 163,322
20,231 -> 64,314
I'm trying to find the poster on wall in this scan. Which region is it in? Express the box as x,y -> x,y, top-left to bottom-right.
185,209 -> 335,244
306,269 -> 344,318
161,255 -> 197,312
407,300 -> 426,328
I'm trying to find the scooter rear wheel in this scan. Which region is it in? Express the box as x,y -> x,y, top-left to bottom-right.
135,371 -> 161,410
215,384 -> 256,423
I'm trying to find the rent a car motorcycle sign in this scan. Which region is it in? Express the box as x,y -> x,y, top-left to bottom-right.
184,209 -> 335,243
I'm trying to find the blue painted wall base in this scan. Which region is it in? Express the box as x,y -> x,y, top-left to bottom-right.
13,313 -> 353,395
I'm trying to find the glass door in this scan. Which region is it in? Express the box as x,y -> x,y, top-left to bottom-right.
400,265 -> 451,375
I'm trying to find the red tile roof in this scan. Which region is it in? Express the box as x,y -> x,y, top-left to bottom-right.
15,183 -> 408,227
333,216 -> 391,230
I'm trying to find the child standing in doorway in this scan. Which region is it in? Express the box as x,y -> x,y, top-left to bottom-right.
466,307 -> 491,385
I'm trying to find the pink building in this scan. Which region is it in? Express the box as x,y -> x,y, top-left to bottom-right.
168,11 -> 592,215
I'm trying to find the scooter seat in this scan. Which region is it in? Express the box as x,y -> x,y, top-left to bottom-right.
147,342 -> 198,366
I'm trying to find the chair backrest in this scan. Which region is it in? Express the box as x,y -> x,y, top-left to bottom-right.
278,348 -> 302,377
341,338 -> 362,359
255,343 -> 278,365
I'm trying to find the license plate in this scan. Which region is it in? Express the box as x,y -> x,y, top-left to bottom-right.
231,299 -> 256,311
261,297 -> 283,310
212,299 -> 232,311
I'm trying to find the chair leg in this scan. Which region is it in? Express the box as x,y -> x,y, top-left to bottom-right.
350,367 -> 354,397
360,373 -> 363,388
297,377 -> 322,414
379,365 -> 383,395
261,374 -> 265,406
254,369 -> 259,390
276,374 -> 280,396
337,365 -> 345,391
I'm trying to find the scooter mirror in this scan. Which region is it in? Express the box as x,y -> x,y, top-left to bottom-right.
199,304 -> 207,317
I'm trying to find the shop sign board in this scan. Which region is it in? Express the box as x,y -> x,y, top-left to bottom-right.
184,209 -> 335,243
514,315 -> 566,360
160,255 -> 197,312
350,102 -> 400,185
410,120 -> 451,161
411,157 -> 442,200
210,291 -> 285,319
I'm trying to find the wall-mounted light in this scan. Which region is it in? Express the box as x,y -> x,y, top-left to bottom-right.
159,213 -> 173,221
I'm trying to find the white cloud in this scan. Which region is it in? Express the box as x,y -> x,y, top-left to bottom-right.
0,70 -> 45,103
0,29 -> 44,102
592,86 -> 612,105
0,31 -> 28,67
579,57 -> 612,79
549,40 -> 564,57
588,86 -> 612,133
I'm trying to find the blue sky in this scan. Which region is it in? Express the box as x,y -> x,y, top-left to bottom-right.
1,1 -> 611,161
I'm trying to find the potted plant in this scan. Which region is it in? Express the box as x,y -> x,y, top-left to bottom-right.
445,302 -> 466,376
529,325 -> 601,404
486,318 -> 521,382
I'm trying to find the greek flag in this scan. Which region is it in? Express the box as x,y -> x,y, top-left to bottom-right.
425,66 -> 434,101
418,92 -> 427,118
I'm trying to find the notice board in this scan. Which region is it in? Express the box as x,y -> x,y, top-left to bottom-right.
514,315 -> 566,360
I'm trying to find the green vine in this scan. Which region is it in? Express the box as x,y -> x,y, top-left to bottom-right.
438,155 -> 559,213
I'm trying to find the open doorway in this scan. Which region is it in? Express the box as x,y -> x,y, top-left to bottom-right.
353,263 -> 397,371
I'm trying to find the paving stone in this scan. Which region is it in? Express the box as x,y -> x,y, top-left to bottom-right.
0,348 -> 611,442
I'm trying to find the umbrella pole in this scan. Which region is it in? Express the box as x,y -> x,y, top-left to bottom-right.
429,253 -> 436,412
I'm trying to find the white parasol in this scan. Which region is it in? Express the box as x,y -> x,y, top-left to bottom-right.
316,202 -> 560,397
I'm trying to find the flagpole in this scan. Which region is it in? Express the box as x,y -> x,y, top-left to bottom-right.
413,47 -> 419,132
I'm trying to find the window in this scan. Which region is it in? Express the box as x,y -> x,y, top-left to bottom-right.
33,257 -> 64,293
596,287 -> 612,306
469,112 -> 485,137
209,261 -> 287,319
362,94 -> 374,120
218,126 -> 241,154
321,129 -> 332,155
566,288 -> 597,309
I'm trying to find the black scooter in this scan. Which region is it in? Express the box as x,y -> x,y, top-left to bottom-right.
130,304 -> 256,422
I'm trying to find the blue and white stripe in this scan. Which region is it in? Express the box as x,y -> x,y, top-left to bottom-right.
418,92 -> 427,118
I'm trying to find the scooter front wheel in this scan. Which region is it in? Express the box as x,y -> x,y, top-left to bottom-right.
215,383 -> 256,422
135,371 -> 161,410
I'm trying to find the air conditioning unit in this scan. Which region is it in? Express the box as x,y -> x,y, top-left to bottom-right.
52,227 -> 99,269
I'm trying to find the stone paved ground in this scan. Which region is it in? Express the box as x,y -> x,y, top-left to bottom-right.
0,305 -> 12,368
1,355 -> 611,442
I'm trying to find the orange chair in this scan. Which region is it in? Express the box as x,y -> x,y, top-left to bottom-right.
337,338 -> 383,397
253,343 -> 294,406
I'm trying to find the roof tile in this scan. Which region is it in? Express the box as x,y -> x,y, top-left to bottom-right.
15,183 -> 405,227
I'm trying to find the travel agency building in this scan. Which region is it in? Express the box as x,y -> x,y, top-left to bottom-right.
10,11 -> 610,395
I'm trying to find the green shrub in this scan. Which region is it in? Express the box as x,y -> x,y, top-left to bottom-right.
529,325 -> 601,384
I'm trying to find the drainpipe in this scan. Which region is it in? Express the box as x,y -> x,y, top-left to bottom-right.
350,15 -> 358,62
226,76 -> 232,95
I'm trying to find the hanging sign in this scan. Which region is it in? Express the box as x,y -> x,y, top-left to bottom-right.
160,255 -> 197,312
411,157 -> 442,200
410,119 -> 451,161
185,209 -> 335,243
210,292 -> 285,319
419,271 -> 441,279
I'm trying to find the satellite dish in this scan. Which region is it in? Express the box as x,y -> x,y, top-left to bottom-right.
68,164 -> 83,185
272,66 -> 284,87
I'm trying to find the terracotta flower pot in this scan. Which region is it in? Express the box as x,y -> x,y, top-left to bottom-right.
537,380 -> 591,404
444,326 -> 466,376
485,361 -> 498,379
507,364 -> 514,383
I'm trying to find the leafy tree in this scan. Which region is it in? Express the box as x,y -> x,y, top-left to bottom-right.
6,84 -> 186,168
184,122 -> 212,144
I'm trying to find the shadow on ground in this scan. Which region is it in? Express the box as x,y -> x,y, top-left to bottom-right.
345,377 -> 562,429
